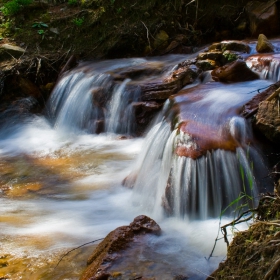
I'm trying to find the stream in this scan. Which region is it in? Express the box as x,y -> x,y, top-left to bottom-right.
0,41 -> 278,279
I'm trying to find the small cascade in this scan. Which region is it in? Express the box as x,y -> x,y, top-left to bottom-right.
130,118 -> 262,220
246,54 -> 280,82
46,64 -> 144,135
47,71 -> 112,133
128,80 -> 272,220
106,79 -> 141,134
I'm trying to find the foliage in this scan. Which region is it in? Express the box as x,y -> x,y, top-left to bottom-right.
32,22 -> 48,29
72,17 -> 84,27
223,51 -> 238,62
0,0 -> 32,16
68,0 -> 78,6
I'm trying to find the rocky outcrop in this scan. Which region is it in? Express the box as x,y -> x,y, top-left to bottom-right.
80,215 -> 161,280
256,34 -> 274,53
255,92 -> 280,143
211,60 -> 259,83
246,0 -> 280,37
241,81 -> 280,118
196,41 -> 250,71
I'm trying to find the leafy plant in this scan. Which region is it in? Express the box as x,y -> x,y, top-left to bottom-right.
110,0 -> 115,5
72,17 -> 84,27
68,0 -> 78,6
223,51 -> 238,62
0,0 -> 32,16
32,22 -> 48,29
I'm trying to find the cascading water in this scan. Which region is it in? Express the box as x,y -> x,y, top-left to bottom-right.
129,80 -> 272,220
0,46 -> 277,279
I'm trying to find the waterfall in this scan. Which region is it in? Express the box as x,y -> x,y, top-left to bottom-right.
130,119 -> 261,220
128,79 -> 273,220
247,54 -> 280,82
106,79 -> 141,134
46,64 -> 142,135
45,57 -> 273,221
47,71 -> 112,133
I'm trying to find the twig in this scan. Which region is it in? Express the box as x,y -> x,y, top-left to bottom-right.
141,21 -> 151,53
207,216 -> 222,260
54,238 -> 104,269
221,208 -> 257,247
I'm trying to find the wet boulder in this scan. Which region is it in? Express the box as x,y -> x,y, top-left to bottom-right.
80,215 -> 161,280
140,65 -> 200,100
209,41 -> 250,54
211,60 -> 259,83
246,0 -> 280,37
196,59 -> 218,71
256,34 -> 274,53
199,41 -> 248,69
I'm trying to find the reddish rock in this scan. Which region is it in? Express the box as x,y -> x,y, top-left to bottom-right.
246,0 -> 280,37
175,121 -> 238,159
211,60 -> 259,83
80,216 -> 161,280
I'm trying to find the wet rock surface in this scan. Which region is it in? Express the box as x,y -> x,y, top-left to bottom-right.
140,64 -> 200,101
211,60 -> 259,83
80,215 -> 161,280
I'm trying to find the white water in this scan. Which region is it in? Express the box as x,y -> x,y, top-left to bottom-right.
0,54 -> 275,279
0,116 -> 230,279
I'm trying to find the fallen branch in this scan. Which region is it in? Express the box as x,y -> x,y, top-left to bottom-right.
54,238 -> 104,269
